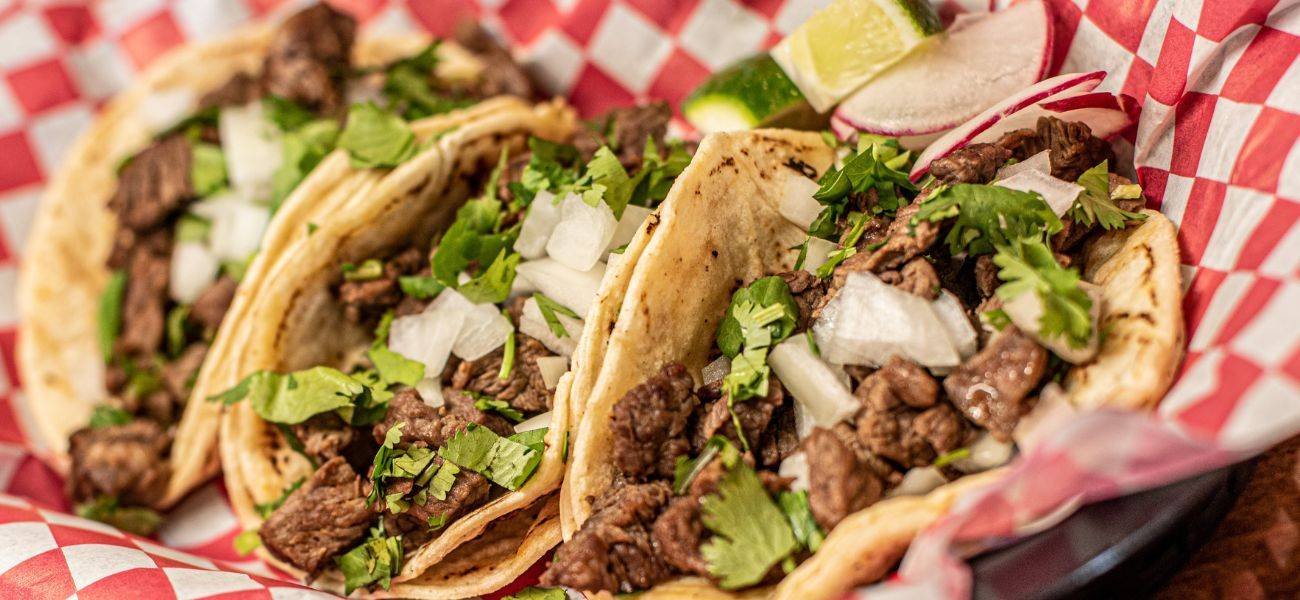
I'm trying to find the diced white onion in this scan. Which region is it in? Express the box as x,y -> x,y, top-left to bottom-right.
201,194 -> 270,262
514,410 -> 553,433
137,89 -> 197,136
546,193 -> 617,271
169,242 -> 220,304
606,205 -> 653,252
801,237 -> 838,274
952,432 -> 1015,473
389,291 -> 469,377
702,356 -> 731,386
509,270 -> 538,298
518,297 -> 582,357
777,452 -> 811,493
1003,281 -> 1102,364
218,101 -> 283,197
932,291 -> 978,360
535,356 -> 569,390
1014,382 -> 1076,452
452,297 -> 512,361
888,466 -> 947,497
769,336 -> 860,435
515,258 -> 606,316
995,169 -> 1082,217
514,190 -> 562,259
415,379 -> 446,408
779,174 -> 823,230
812,272 -> 961,368
994,150 -> 1050,182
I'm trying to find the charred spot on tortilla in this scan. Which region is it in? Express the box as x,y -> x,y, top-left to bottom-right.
784,157 -> 818,178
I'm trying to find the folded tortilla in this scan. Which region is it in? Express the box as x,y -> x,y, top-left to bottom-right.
560,129 -> 1185,598
214,99 -> 595,597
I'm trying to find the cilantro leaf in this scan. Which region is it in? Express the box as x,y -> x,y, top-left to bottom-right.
1070,161 -> 1146,230
672,436 -> 738,494
190,142 -> 228,197
382,42 -> 474,120
338,102 -> 418,169
233,529 -> 262,555
89,405 -> 133,428
627,138 -> 692,209
814,212 -> 869,279
699,462 -> 798,589
367,346 -> 425,388
993,237 -> 1093,348
583,146 -> 633,216
504,588 -> 568,600
75,496 -> 162,536
932,447 -> 970,468
777,491 -> 824,552
499,308 -> 516,381
254,479 -> 304,518
174,212 -> 211,243
915,183 -> 1063,256
271,119 -> 340,210
343,259 -> 384,281
165,305 -> 191,358
458,249 -> 520,304
716,276 -> 799,358
210,368 -> 362,425
263,96 -> 315,131
431,198 -> 515,288
336,523 -> 403,594
426,460 -> 460,502
534,293 -> 579,338
808,136 -> 915,240
398,275 -> 444,299
98,270 -> 127,361
473,394 -> 525,422
508,427 -> 548,454
440,423 -> 543,490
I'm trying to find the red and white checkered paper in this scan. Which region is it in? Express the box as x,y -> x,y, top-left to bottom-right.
0,0 -> 1296,598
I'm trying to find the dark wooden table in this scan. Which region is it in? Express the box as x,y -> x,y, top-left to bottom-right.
1155,435 -> 1300,599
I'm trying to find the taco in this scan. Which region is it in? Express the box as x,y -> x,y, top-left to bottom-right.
547,121 -> 1183,598
16,3 -> 545,528
211,102 -> 698,597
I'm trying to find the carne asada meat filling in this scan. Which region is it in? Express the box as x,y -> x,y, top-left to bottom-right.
547,117 -> 1147,593
77,3 -> 546,514
233,105 -> 690,589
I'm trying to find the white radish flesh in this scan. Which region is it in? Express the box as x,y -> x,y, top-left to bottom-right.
769,336 -> 860,431
515,258 -> 606,316
779,174 -> 823,231
514,190 -> 563,259
813,272 -> 961,368
606,205 -> 653,252
995,169 -> 1082,217
546,193 -> 617,271
834,0 -> 1051,140
169,242 -> 221,304
535,356 -> 569,390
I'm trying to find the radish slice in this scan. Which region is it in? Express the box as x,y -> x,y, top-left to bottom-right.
994,150 -> 1051,181
813,272 -> 961,368
515,190 -> 562,259
834,0 -> 1051,141
831,114 -> 945,151
169,242 -> 221,304
801,237 -> 838,273
452,299 -> 512,361
535,356 -> 569,390
769,336 -> 861,430
778,453 -> 811,493
889,466 -> 947,497
515,258 -> 606,316
779,174 -> 823,231
518,297 -> 582,357
702,356 -> 731,387
547,193 -> 617,272
909,71 -> 1107,180
995,169 -> 1082,216
514,410 -> 553,433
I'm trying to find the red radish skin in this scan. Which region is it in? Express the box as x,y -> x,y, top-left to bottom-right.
908,71 -> 1107,180
834,0 -> 1054,140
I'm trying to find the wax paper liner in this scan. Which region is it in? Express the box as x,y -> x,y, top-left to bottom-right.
0,1 -> 1296,599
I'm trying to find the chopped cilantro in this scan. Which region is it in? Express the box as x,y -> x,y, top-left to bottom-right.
814,211 -> 869,279
982,307 -> 1012,331
440,423 -> 543,490
336,522 -> 403,594
993,237 -> 1093,348
584,146 -> 633,215
809,136 -> 915,239
98,270 -> 127,360
505,588 -> 568,600
509,427 -> 548,454
343,259 -> 384,281
427,513 -> 448,530
75,496 -> 162,536
499,308 -> 516,380
932,447 -> 970,468
777,490 -> 824,552
914,183 -> 1062,256
791,238 -> 810,271
189,142 -> 228,197
165,305 -> 191,358
338,102 -> 418,169
672,436 -> 738,494
254,479 -> 304,518
534,293 -> 579,338
175,212 -> 211,243
263,96 -> 315,131
805,329 -> 820,357
458,248 -> 519,304
209,367 -> 366,425
88,405 -> 133,428
699,461 -> 798,589
307,222 -> 318,235
233,529 -> 262,555
221,253 -> 255,282
1070,161 -> 1146,230
271,119 -> 340,210
715,276 -> 799,358
398,275 -> 444,300
473,394 -> 525,422
383,42 -> 474,120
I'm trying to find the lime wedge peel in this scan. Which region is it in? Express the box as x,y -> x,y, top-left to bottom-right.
683,55 -> 811,134
772,0 -> 942,112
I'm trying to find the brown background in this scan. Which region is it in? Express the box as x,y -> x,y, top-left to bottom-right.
1156,435 -> 1300,599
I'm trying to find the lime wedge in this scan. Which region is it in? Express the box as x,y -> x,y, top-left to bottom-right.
772,0 -> 941,112
683,55 -> 824,134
